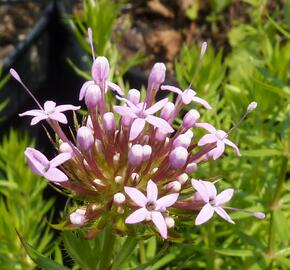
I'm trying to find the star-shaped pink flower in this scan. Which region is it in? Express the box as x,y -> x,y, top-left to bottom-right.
161,85 -> 212,109
197,123 -> 241,160
19,101 -> 80,125
114,97 -> 174,140
25,147 -> 71,182
192,179 -> 235,225
124,180 -> 179,239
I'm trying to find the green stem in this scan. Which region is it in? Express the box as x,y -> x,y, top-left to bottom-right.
98,224 -> 116,270
206,222 -> 216,270
139,240 -> 146,264
267,156 -> 288,258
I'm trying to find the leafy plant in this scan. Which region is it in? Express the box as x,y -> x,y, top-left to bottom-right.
0,66 -> 10,122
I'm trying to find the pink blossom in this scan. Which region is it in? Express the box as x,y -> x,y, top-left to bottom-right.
19,101 -> 80,125
114,98 -> 174,140
125,180 -> 179,239
197,123 -> 241,160
161,85 -> 212,109
25,147 -> 71,182
191,179 -> 235,225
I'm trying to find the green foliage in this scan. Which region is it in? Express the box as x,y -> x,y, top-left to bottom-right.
0,130 -> 56,270
0,66 -> 10,122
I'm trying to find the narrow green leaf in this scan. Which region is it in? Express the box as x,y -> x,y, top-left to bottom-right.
215,249 -> 254,257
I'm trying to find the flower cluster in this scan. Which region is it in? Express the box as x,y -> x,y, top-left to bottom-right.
11,31 -> 264,240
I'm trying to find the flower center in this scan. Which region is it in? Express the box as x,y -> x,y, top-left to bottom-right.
215,130 -> 227,141
146,201 -> 156,211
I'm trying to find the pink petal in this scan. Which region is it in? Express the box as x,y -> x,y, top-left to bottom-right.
49,112 -> 67,124
79,80 -> 94,101
200,180 -> 217,199
19,109 -> 43,117
124,186 -> 147,207
130,118 -> 146,141
107,81 -> 124,96
161,85 -> 183,96
156,193 -> 179,209
214,206 -> 235,224
212,140 -> 225,160
181,89 -> 196,104
125,208 -> 148,224
191,96 -> 212,109
145,98 -> 168,115
31,114 -> 48,125
50,152 -> 72,168
44,167 -> 68,182
195,203 -> 214,225
215,189 -> 234,205
116,96 -> 139,111
146,115 -> 174,134
146,180 -> 158,202
191,179 -> 209,203
55,105 -> 80,112
151,211 -> 168,239
113,106 -> 137,118
224,139 -> 241,156
195,122 -> 216,133
198,134 -> 217,146
44,101 -> 56,112
25,148 -> 49,175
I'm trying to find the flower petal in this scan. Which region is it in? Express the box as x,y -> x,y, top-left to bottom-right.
44,167 -> 68,182
146,115 -> 174,134
191,96 -> 212,109
215,188 -> 234,205
145,98 -> 168,115
214,206 -> 235,224
55,105 -> 80,112
107,81 -> 124,96
50,152 -> 72,168
161,85 -> 183,96
181,89 -> 196,104
49,112 -> 67,124
130,118 -> 146,141
124,186 -> 147,207
79,80 -> 94,101
147,180 -> 158,202
113,105 -> 137,118
25,148 -> 49,176
151,211 -> 168,239
19,109 -> 42,117
44,101 -> 56,112
191,179 -> 209,203
195,203 -> 214,225
125,208 -> 148,224
212,140 -> 225,160
224,139 -> 241,156
200,180 -> 217,199
198,134 -> 217,146
31,114 -> 48,125
195,122 -> 216,133
156,193 -> 179,209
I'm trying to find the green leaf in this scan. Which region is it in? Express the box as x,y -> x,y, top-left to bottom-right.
273,209 -> 289,245
215,249 -> 254,257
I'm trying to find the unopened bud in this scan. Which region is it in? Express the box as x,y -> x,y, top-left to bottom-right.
70,209 -> 86,226
185,162 -> 198,174
247,101 -> 257,113
166,181 -> 181,192
148,62 -> 166,89
102,112 -> 116,132
85,84 -> 101,109
169,146 -> 188,169
160,102 -> 175,121
127,89 -> 140,105
155,129 -> 167,141
151,167 -> 158,174
128,144 -> 143,166
143,145 -> 152,161
113,153 -> 120,166
114,175 -> 123,184
59,142 -> 73,155
177,173 -> 189,185
93,178 -> 105,187
92,56 -> 109,84
182,109 -> 200,129
184,129 -> 194,139
77,126 -> 94,152
173,134 -> 192,149
131,173 -> 140,184
95,139 -> 103,153
113,193 -> 126,205
165,216 -> 175,228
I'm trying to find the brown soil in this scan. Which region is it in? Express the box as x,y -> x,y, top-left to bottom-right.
0,1 -> 47,61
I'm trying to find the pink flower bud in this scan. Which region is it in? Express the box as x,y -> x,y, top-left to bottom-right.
113,193 -> 126,205
185,162 -> 197,174
102,112 -> 116,132
182,109 -> 200,129
148,62 -> 166,89
127,89 -> 140,105
85,84 -> 101,109
177,173 -> 188,185
184,129 -> 194,139
169,146 -> 188,169
128,144 -> 143,166
131,173 -> 140,185
70,209 -> 86,226
173,134 -> 192,149
142,145 -> 152,161
165,216 -> 175,228
247,101 -> 257,113
59,142 -> 73,155
160,102 -> 175,121
166,181 -> 181,192
77,126 -> 94,152
155,129 -> 167,141
92,56 -> 109,84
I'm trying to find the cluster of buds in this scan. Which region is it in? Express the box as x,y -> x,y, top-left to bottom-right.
11,29 -> 264,240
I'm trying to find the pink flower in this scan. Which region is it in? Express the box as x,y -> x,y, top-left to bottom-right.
114,97 -> 174,140
19,101 -> 80,125
125,180 -> 179,239
197,123 -> 241,160
161,85 -> 212,109
191,179 -> 235,225
25,147 -> 71,182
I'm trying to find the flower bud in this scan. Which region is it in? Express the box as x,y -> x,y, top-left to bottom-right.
85,84 -> 101,109
102,112 -> 116,133
247,101 -> 257,113
142,145 -> 152,161
127,89 -> 140,105
169,146 -> 188,169
92,56 -> 109,84
173,134 -> 192,149
166,181 -> 181,192
70,209 -> 86,226
148,62 -> 166,89
131,173 -> 140,185
184,129 -> 193,139
113,153 -> 120,166
160,102 -> 175,121
165,216 -> 175,228
128,144 -> 143,166
155,129 -> 167,141
185,162 -> 198,174
77,126 -> 94,152
182,109 -> 200,129
177,173 -> 188,185
94,139 -> 103,153
113,192 -> 126,205
59,142 -> 73,155
114,175 -> 123,184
